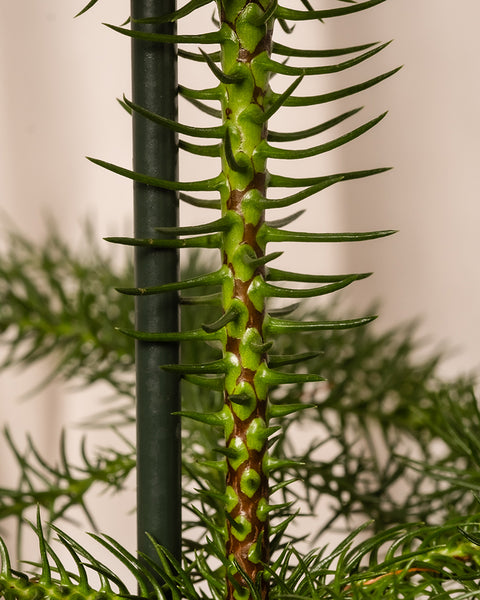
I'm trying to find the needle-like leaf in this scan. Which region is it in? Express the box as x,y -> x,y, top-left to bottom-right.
261,113 -> 387,159
276,0 -> 387,21
133,0 -> 214,24
104,22 -> 224,44
123,95 -> 225,138
272,40 -> 379,58
75,0 -> 101,17
277,67 -> 402,107
87,157 -> 224,191
262,42 -> 391,77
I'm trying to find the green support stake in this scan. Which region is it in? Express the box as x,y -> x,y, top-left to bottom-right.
131,0 -> 181,564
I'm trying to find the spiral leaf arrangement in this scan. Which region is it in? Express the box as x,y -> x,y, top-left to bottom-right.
3,510 -> 480,600
87,0 -> 397,598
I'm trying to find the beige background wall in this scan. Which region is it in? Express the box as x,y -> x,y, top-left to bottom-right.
1,0 -> 479,566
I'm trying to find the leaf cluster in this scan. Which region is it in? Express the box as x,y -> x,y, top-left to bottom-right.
3,510 -> 480,600
0,428 -> 134,542
0,222 -> 135,399
1,229 -> 480,597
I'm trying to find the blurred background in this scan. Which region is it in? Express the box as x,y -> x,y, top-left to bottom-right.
1,0 -> 479,572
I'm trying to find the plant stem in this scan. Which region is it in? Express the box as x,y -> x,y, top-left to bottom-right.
218,2 -> 273,597
131,0 -> 181,565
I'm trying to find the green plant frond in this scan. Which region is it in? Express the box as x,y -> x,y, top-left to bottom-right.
276,0 -> 386,21
262,226 -> 397,244
183,96 -> 222,119
0,427 -> 134,535
211,11 -> 220,30
133,0 -> 215,25
116,267 -> 226,295
32,510 -> 52,585
137,553 -> 186,600
175,410 -> 226,428
265,210 -> 305,229
0,522 -> 132,600
122,96 -> 225,138
261,75 -> 304,122
267,267 -> 371,283
155,216 -> 232,236
260,112 -> 387,160
57,537 -> 91,593
103,22 -> 224,45
242,250 -> 283,269
268,402 -> 316,419
200,49 -> 246,85
275,66 -> 402,107
179,48 -> 221,63
268,302 -> 300,317
259,177 -> 344,209
183,374 -> 224,391
277,17 -> 295,34
261,41 -> 391,77
256,275 -> 359,299
268,166 -> 391,187
105,233 -> 222,249
202,305 -> 240,333
272,40 -> 379,58
267,106 -> 362,143
117,327 -> 222,343
178,84 -> 222,102
85,535 -> 152,598
258,518 -> 480,597
180,291 -> 222,305
9,2 -> 480,598
179,193 -> 222,210
152,539 -> 216,600
401,390 -> 480,497
87,157 -> 224,192
0,538 -> 11,579
0,222 -> 135,397
162,358 -> 230,374
75,0 -> 101,18
180,140 -> 221,158
338,522 -> 480,595
260,366 -> 324,386
266,314 -> 377,334
4,235 -> 480,595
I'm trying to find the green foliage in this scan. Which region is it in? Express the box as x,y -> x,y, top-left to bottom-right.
2,509 -> 480,599
0,222 -> 134,399
1,230 -> 480,597
1,0 -> 480,597
0,427 -> 134,534
102,0 -> 401,594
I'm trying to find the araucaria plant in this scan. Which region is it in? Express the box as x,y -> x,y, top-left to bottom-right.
97,1 -> 397,597
3,1 -> 480,599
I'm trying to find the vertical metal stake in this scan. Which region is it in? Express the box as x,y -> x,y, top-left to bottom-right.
131,0 -> 181,565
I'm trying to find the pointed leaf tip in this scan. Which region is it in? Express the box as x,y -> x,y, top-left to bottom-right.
268,402 -> 316,419
174,410 -> 225,427
75,0 -> 100,17
0,537 -> 11,577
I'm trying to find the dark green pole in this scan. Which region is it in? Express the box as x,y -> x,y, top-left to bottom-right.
131,0 -> 181,563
